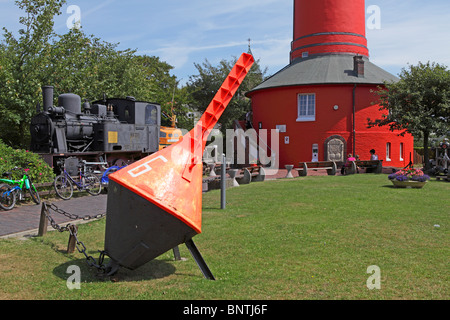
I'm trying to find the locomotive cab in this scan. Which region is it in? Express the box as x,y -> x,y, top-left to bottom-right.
91,97 -> 161,153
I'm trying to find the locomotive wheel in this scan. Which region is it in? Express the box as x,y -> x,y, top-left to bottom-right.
85,173 -> 102,196
111,158 -> 129,167
54,175 -> 74,200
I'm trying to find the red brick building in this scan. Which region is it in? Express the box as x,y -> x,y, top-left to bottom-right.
246,0 -> 413,168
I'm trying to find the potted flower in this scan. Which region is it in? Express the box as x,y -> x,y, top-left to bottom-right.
388,168 -> 430,188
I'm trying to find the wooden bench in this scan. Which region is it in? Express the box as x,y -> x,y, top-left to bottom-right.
202,164 -> 265,189
296,161 -> 337,176
22,177 -> 84,200
236,166 -> 266,184
33,173 -> 107,198
35,181 -> 56,198
201,165 -> 265,191
435,173 -> 450,182
348,160 -> 383,174
246,166 -> 265,182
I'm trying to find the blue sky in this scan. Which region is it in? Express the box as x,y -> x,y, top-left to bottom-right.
1,0 -> 449,85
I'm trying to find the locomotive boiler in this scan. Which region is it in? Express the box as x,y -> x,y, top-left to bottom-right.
30,86 -> 161,171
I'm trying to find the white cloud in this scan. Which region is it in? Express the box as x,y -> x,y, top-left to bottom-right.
251,38 -> 291,71
367,0 -> 450,75
133,0 -> 292,78
139,40 -> 249,69
2,0 -> 448,82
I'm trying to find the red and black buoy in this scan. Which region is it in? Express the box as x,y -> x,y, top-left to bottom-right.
103,53 -> 255,278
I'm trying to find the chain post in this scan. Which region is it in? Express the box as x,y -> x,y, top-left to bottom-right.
38,202 -> 49,237
67,225 -> 78,254
40,201 -> 108,273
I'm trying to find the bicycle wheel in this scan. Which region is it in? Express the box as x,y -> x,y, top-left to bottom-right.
0,183 -> 16,210
84,173 -> 102,196
27,178 -> 41,204
54,175 -> 73,200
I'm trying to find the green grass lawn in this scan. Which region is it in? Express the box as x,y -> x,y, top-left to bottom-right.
0,174 -> 448,300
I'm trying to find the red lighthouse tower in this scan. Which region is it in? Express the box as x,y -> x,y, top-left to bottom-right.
291,0 -> 368,61
247,0 -> 413,168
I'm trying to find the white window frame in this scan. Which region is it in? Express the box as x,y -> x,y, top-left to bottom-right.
386,142 -> 391,162
297,93 -> 316,122
399,143 -> 404,161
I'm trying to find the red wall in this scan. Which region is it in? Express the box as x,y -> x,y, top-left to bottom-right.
250,84 -> 414,168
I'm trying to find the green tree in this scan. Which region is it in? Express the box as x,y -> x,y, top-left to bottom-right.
132,55 -> 192,130
41,28 -> 146,102
0,0 -> 65,147
186,56 -> 267,132
0,0 -> 188,148
369,61 -> 450,170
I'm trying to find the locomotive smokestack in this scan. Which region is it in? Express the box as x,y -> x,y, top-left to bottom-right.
42,85 -> 54,112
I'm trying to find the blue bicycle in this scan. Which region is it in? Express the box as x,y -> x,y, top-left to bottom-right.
53,163 -> 102,200
100,165 -> 127,186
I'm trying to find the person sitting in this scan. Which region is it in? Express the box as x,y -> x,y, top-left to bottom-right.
245,111 -> 253,129
367,149 -> 379,173
341,154 -> 356,175
370,149 -> 378,160
355,155 -> 360,173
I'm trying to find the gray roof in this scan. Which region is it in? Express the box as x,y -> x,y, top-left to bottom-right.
247,54 -> 398,95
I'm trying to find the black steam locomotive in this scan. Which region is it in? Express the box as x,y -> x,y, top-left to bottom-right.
30,86 -> 161,172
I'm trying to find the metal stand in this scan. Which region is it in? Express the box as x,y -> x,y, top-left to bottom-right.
185,239 -> 215,280
173,246 -> 181,261
220,154 -> 226,209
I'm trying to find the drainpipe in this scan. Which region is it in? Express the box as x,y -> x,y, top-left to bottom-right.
352,56 -> 364,157
352,84 -> 356,156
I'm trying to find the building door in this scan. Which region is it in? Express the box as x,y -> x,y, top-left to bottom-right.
324,135 -> 346,163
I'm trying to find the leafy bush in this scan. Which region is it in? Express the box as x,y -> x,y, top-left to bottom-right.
0,140 -> 55,183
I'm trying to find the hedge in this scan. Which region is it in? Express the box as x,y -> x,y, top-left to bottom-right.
0,139 -> 55,183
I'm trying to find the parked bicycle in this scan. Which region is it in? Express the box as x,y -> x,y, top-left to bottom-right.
0,167 -> 41,210
100,165 -> 127,187
53,160 -> 102,200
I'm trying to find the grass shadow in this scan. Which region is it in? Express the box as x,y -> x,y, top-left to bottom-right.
53,257 -> 178,283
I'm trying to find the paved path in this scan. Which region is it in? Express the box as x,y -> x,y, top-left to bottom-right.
0,194 -> 107,239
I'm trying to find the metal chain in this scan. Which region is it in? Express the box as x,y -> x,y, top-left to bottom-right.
67,225 -> 108,272
42,202 -> 109,273
48,202 -> 106,221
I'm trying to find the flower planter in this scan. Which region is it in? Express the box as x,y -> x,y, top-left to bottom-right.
388,168 -> 430,188
390,179 -> 428,188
